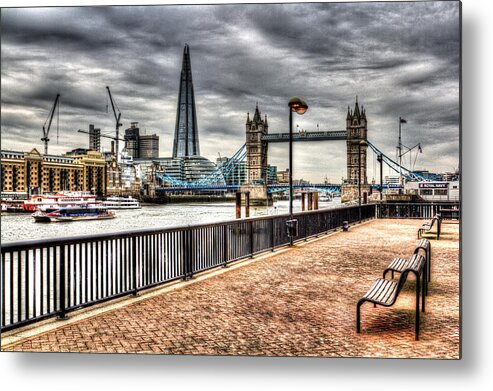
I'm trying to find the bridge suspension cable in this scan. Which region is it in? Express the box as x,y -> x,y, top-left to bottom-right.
367,140 -> 429,182
154,143 -> 247,188
196,144 -> 246,185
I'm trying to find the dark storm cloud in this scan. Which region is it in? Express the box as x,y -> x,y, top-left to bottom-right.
1,1 -> 461,179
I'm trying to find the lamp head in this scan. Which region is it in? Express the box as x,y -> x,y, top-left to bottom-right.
359,139 -> 368,147
289,97 -> 308,115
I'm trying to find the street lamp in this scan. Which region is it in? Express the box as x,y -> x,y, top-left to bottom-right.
287,97 -> 308,245
377,153 -> 383,202
398,117 -> 407,188
358,139 -> 368,222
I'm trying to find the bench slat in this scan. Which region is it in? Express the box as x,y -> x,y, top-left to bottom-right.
362,279 -> 398,306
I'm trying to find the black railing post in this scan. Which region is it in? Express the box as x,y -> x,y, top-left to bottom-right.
249,220 -> 254,258
132,236 -> 138,296
181,229 -> 193,280
270,218 -> 275,251
181,230 -> 188,280
188,229 -> 194,279
223,225 -> 228,267
58,245 -> 67,320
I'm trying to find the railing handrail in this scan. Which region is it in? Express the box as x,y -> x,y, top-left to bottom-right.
0,203 -> 375,250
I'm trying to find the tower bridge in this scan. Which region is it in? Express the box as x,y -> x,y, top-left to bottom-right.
152,96 -> 425,202
244,98 -> 369,203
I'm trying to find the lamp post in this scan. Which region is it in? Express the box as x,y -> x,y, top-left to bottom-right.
287,97 -> 308,245
377,153 -> 383,202
398,117 -> 407,188
358,139 -> 368,222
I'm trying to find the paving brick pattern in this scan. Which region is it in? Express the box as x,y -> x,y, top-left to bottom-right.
2,219 -> 460,358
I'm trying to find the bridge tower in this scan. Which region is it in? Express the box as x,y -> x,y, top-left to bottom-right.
244,103 -> 270,205
246,103 -> 268,184
342,96 -> 371,203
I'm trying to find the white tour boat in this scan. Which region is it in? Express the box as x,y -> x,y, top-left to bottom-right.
102,196 -> 141,209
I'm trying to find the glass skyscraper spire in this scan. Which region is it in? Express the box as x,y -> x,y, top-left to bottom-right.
172,44 -> 200,158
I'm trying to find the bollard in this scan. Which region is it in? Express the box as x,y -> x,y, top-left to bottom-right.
286,219 -> 298,238
245,191 -> 250,218
342,221 -> 349,231
236,191 -> 241,219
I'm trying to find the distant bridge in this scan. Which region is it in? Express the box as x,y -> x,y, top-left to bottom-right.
155,182 -> 403,194
149,132 -> 426,193
155,183 -> 342,194
262,130 -> 347,143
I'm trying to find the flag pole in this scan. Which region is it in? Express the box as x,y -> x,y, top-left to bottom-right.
399,117 -> 402,186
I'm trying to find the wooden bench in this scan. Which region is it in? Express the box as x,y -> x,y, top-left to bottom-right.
356,254 -> 426,340
418,214 -> 441,240
384,253 -> 427,308
384,238 -> 431,292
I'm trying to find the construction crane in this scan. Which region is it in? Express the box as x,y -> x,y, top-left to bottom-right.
106,86 -> 123,162
41,94 -> 60,155
77,129 -> 124,141
77,129 -> 125,157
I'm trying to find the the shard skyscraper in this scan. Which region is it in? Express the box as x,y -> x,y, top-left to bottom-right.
172,44 -> 200,158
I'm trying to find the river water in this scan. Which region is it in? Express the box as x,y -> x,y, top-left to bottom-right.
1,198 -> 341,243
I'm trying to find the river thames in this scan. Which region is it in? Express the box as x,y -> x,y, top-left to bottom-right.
1,198 -> 341,243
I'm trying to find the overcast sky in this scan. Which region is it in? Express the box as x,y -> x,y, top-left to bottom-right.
1,1 -> 460,183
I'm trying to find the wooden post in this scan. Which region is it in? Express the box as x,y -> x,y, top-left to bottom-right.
236,191 -> 241,219
308,192 -> 313,211
301,192 -> 306,211
245,191 -> 250,218
313,192 -> 319,210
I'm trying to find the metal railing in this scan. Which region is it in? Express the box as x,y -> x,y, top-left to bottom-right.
377,202 -> 460,220
1,204 -> 376,332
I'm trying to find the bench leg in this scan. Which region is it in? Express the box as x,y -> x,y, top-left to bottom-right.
421,270 -> 426,313
415,275 -> 420,341
356,300 -> 364,333
425,248 -> 430,296
427,248 -> 431,284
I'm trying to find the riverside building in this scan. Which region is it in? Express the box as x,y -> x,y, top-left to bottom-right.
1,148 -> 107,197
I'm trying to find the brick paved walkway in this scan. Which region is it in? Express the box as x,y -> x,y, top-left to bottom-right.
2,219 -> 460,358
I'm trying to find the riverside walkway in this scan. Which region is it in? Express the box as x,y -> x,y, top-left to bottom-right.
1,219 -> 460,358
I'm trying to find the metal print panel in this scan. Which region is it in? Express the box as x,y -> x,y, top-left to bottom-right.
0,1 -> 461,359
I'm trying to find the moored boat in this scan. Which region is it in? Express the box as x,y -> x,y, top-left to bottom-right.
2,201 -> 31,213
23,191 -> 100,212
319,192 -> 334,202
32,205 -> 115,222
102,195 -> 141,209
